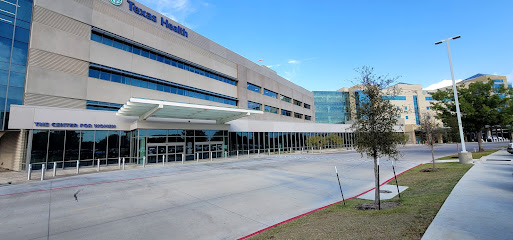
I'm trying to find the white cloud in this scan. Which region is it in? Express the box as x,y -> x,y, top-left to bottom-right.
288,60 -> 300,64
423,79 -> 463,91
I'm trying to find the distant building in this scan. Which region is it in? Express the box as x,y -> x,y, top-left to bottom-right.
313,91 -> 351,124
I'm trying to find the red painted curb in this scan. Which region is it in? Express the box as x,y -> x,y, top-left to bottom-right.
237,163 -> 423,240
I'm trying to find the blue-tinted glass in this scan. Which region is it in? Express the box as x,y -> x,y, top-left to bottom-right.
100,71 -> 111,80
8,71 -> 24,87
131,78 -> 140,86
9,63 -> 25,73
132,46 -> 141,55
14,27 -> 30,43
164,58 -> 171,64
139,79 -> 148,88
171,87 -> 177,94
177,62 -> 183,69
123,43 -> 132,52
0,69 -> 7,85
163,85 -> 170,92
141,49 -> 149,58
157,55 -> 163,62
111,73 -> 121,83
16,0 -> 33,23
0,61 -> 8,71
6,86 -> 23,111
102,36 -> 113,46
177,88 -> 183,95
113,39 -> 123,49
313,91 -> 350,124
184,64 -> 189,71
156,83 -> 163,91
171,60 -> 177,67
0,37 -> 12,63
149,52 -> 156,60
247,83 -> 260,93
89,68 -> 100,78
0,2 -> 16,14
91,32 -> 102,42
11,41 -> 28,66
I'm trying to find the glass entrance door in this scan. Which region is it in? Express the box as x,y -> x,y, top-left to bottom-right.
194,141 -> 224,160
147,143 -> 185,164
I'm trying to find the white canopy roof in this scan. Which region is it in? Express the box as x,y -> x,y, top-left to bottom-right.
117,98 -> 263,124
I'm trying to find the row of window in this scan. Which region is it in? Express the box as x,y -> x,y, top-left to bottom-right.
250,101 -> 311,120
91,28 -> 237,86
88,64 -> 237,106
86,100 -> 124,112
247,82 -> 312,109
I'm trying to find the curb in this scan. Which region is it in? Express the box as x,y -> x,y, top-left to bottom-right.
237,163 -> 423,240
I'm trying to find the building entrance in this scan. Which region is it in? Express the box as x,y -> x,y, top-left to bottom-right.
146,143 -> 185,164
194,141 -> 224,160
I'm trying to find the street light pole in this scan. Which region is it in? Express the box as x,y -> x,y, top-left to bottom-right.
435,36 -> 472,163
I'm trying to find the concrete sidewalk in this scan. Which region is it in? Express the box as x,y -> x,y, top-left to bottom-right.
422,150 -> 513,240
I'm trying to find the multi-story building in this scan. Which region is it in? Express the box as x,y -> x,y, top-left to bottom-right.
0,0 -> 355,171
313,90 -> 351,124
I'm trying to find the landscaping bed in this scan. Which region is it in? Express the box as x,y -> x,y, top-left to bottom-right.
249,163 -> 472,240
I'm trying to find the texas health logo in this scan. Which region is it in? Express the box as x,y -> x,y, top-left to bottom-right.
110,0 -> 122,6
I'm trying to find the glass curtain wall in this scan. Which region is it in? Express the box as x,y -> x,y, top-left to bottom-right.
0,0 -> 32,130
29,130 -> 134,169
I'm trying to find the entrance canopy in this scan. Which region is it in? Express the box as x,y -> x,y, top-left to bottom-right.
117,98 -> 263,124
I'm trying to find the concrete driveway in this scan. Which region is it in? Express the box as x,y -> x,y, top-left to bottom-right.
0,143 -> 506,240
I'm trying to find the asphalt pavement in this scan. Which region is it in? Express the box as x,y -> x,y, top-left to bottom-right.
0,142 -> 507,240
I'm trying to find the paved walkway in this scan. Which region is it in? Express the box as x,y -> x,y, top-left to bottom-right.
422,150 -> 513,240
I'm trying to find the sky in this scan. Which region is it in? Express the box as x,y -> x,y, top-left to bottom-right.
137,0 -> 513,91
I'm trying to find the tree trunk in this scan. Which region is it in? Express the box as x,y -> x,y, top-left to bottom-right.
431,144 -> 435,169
374,155 -> 380,209
477,129 -> 484,152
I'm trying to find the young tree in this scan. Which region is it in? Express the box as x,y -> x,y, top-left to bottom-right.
419,113 -> 440,169
431,79 -> 512,151
351,66 -> 405,209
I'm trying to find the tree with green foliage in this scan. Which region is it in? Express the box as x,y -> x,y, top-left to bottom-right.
430,79 -> 512,151
418,113 -> 441,169
325,134 -> 343,147
306,135 -> 325,148
351,66 -> 406,209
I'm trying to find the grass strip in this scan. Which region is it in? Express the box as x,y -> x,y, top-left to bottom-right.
249,162 -> 472,240
437,149 -> 498,160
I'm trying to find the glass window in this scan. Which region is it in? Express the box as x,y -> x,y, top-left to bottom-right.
280,95 -> 291,103
149,52 -> 157,60
406,116 -> 409,119
94,131 -> 108,159
47,131 -> 65,163
281,109 -> 291,116
248,101 -> 261,110
293,99 -> 302,106
64,130 -> 80,161
113,39 -> 123,49
102,36 -> 113,46
404,106 -> 408,110
305,115 -> 311,121
263,89 -> 277,98
31,130 -> 48,164
111,73 -> 121,83
91,32 -> 102,42
141,49 -> 149,58
133,46 -> 141,55
247,83 -> 260,93
80,131 -> 94,160
11,41 -> 28,66
123,43 -> 132,52
264,105 -> 278,114
107,131 -> 120,159
0,37 -> 12,63
89,68 -> 100,78
100,71 -> 111,81
294,112 -> 303,119
8,71 -> 25,87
